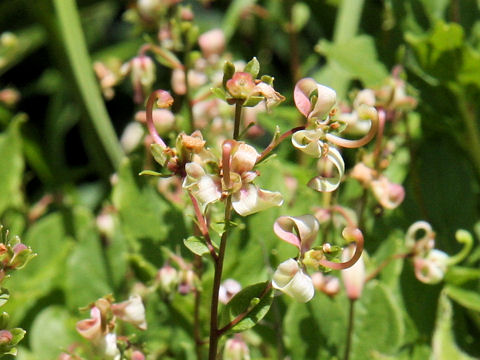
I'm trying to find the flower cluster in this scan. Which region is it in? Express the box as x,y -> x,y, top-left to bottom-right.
73,296 -> 147,360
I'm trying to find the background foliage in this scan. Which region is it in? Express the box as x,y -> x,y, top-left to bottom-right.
1,0 -> 480,359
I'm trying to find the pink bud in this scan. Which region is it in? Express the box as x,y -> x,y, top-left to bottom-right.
198,29 -> 225,60
0,88 -> 20,106
12,243 -> 27,254
223,336 -> 250,360
371,176 -> 405,209
311,272 -> 340,297
350,163 -> 375,185
0,330 -> 12,344
157,265 -> 178,293
131,350 -> 146,360
341,247 -> 365,300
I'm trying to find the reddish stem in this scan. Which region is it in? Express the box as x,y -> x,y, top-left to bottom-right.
326,109 -> 378,148
318,228 -> 364,270
188,192 -> 218,262
256,126 -> 306,164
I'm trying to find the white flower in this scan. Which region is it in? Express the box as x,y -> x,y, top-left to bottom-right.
414,249 -> 449,284
99,333 -> 121,360
112,295 -> 147,330
272,259 -> 314,303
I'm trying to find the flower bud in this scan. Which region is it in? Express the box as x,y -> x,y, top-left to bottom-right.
199,29 -> 225,60
178,269 -> 196,295
219,279 -> 242,304
311,272 -> 340,297
112,295 -> 147,330
123,55 -> 156,104
341,247 -> 365,300
121,122 -> 145,153
156,265 -> 179,294
96,211 -> 115,238
131,350 -> 146,360
414,249 -> 449,284
0,330 -> 12,344
223,336 -> 250,360
0,88 -> 20,106
272,259 -> 314,303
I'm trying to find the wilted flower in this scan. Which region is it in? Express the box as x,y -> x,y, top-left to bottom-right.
111,295 -> 147,330
272,259 -> 314,303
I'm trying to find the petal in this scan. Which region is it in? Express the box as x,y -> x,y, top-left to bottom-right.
274,215 -> 320,252
341,247 -> 365,300
371,176 -> 405,209
273,259 -> 314,303
294,78 -> 317,117
310,83 -> 336,121
272,259 -> 299,289
291,129 -> 325,157
232,184 -> 283,216
194,175 -> 222,210
308,147 -> 345,192
231,142 -> 259,174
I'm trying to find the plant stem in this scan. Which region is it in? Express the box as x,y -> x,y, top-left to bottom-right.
208,195 -> 233,360
344,299 -> 356,360
233,100 -> 243,140
184,56 -> 195,133
194,254 -> 204,360
256,126 -> 305,164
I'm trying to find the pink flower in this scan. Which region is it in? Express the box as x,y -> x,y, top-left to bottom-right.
198,29 -> 225,60
112,295 -> 147,330
76,307 -> 103,341
341,246 -> 365,300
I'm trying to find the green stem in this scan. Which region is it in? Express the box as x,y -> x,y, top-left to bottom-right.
457,94 -> 480,183
184,54 -> 195,133
344,299 -> 356,360
233,100 -> 243,140
52,0 -> 123,169
194,254 -> 204,360
208,196 -> 233,360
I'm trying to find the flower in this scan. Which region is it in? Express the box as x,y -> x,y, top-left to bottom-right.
272,259 -> 314,303
273,214 -> 320,254
112,295 -> 147,330
294,78 -> 336,122
226,72 -> 256,99
223,336 -> 250,360
223,141 -> 283,216
198,29 -> 225,60
414,249 -> 449,284
76,306 -> 103,341
98,333 -> 121,360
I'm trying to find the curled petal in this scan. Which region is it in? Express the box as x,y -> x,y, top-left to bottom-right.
232,184 -> 283,216
325,105 -> 378,148
272,259 -> 314,303
76,307 -> 102,341
111,295 -> 147,330
308,147 -> 345,192
405,221 -> 435,252
254,82 -> 286,110
273,215 -> 320,252
414,249 -> 449,284
291,129 -> 325,157
294,78 -> 336,121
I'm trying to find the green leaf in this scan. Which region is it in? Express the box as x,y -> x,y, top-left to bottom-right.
9,328 -> 26,346
211,87 -> 227,100
432,292 -> 476,360
0,312 -> 9,329
291,2 -> 310,32
0,116 -> 24,217
315,35 -> 389,88
220,282 -> 273,333
445,266 -> 480,286
351,281 -> 404,359
53,0 -> 123,169
222,0 -> 257,41
29,306 -> 79,359
0,288 -> 9,308
243,96 -> 264,107
222,61 -> 236,88
64,208 -> 111,310
183,236 -> 211,257
244,57 -> 260,78
112,158 -> 170,242
139,169 -> 168,177
444,285 -> 480,312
